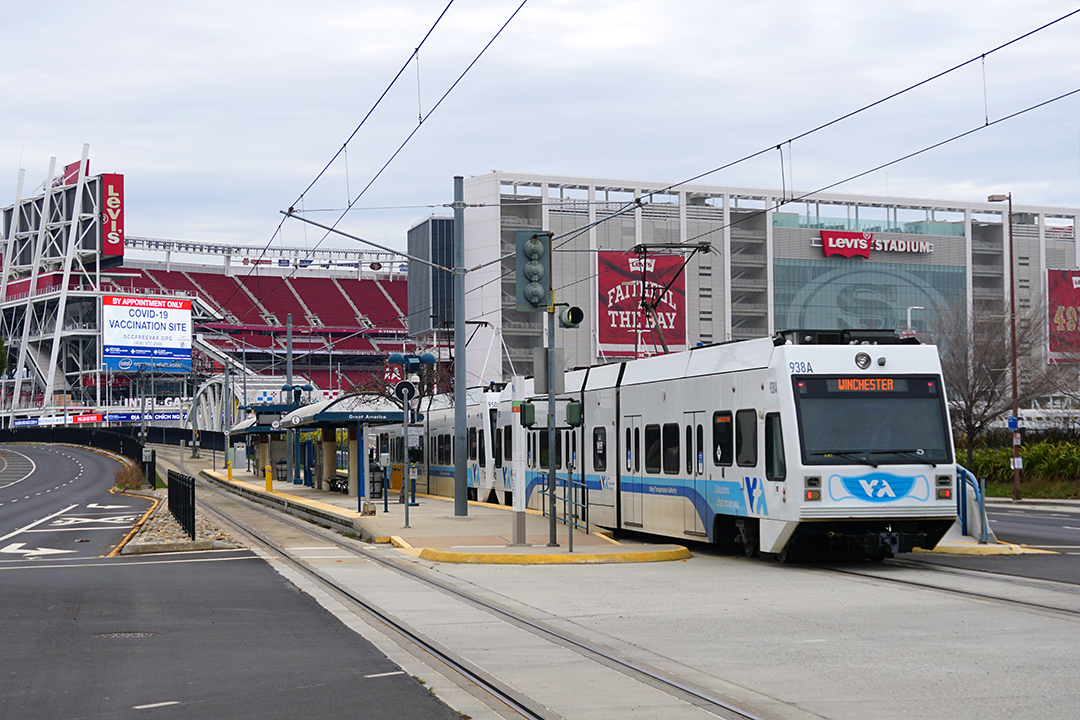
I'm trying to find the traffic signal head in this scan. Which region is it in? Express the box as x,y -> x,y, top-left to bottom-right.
515,231 -> 552,312
558,305 -> 583,329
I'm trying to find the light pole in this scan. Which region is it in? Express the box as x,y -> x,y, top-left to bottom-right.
988,192 -> 1021,501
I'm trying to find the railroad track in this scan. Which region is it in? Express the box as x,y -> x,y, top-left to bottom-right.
193,474 -> 779,720
807,557 -> 1080,619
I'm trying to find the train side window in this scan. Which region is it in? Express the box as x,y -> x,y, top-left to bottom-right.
539,429 -> 550,469
503,424 -> 512,462
634,428 -> 641,473
696,423 -> 705,474
468,427 -> 477,460
493,428 -> 502,468
644,424 -> 661,474
712,411 -> 733,466
556,430 -> 563,469
594,427 -> 607,471
765,412 -> 786,481
735,409 -> 757,467
625,428 -> 632,472
662,423 -> 679,474
685,425 -> 693,475
478,429 -> 486,467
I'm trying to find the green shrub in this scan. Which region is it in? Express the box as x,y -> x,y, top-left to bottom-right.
968,440 -> 1080,498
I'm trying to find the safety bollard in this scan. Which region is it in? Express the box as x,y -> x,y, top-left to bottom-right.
264,465 -> 272,492
227,461 -> 233,482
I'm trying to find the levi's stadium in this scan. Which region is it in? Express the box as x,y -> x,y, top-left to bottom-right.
1,163 -> 1079,436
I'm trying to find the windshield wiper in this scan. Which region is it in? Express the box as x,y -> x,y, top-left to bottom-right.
868,449 -> 937,468
810,450 -> 878,468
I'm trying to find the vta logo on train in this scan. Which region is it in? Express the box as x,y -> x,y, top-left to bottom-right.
743,477 -> 768,516
829,472 -> 929,503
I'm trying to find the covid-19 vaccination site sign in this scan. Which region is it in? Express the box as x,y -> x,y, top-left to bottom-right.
102,295 -> 192,372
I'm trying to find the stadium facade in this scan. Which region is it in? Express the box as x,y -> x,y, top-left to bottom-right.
459,171 -> 1080,385
0,154 -> 411,431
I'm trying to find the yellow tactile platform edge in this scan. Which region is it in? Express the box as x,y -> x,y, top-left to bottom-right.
416,546 -> 692,565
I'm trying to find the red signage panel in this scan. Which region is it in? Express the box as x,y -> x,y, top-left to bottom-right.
100,173 -> 125,257
597,252 -> 686,357
822,231 -> 872,259
1048,269 -> 1080,363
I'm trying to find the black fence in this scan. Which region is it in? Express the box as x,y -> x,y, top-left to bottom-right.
0,426 -> 144,462
167,469 -> 196,540
107,425 -> 226,451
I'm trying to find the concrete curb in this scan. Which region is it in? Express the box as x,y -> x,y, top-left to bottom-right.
416,546 -> 693,565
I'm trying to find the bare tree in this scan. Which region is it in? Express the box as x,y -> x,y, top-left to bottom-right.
931,301 -> 1055,469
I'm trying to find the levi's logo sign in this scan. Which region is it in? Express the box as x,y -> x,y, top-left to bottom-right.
821,231 -> 933,259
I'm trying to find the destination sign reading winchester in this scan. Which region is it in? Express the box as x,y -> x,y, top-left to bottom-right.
821,231 -> 933,259
102,295 -> 192,373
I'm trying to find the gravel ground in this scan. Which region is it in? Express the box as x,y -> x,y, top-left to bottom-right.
123,489 -> 240,550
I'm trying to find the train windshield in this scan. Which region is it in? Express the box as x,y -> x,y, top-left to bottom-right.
792,375 -> 952,466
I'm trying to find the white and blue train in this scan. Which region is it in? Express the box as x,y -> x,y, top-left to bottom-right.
396,329 -> 957,560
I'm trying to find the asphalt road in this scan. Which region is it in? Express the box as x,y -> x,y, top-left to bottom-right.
0,444 -> 153,560
0,549 -> 461,720
906,504 -> 1080,584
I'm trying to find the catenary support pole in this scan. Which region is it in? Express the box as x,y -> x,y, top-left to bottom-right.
453,176 -> 468,517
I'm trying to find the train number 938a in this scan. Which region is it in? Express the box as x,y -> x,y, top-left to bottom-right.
789,361 -> 814,374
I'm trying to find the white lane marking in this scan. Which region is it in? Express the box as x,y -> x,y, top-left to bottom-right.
1,542 -> 77,558
0,449 -> 37,489
0,504 -> 79,543
133,701 -> 181,710
87,503 -> 130,510
25,527 -> 134,533
0,554 -> 254,571
364,671 -> 405,679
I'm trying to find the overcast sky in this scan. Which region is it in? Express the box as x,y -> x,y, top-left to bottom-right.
2,0 -> 1078,259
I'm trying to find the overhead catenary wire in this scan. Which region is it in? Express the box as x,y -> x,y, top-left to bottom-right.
235,0 -> 529,317
217,6 -> 1077,361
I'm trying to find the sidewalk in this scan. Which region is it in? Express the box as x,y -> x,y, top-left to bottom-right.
151,444 -> 1065,559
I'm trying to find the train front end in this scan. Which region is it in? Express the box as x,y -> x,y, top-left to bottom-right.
774,336 -> 957,560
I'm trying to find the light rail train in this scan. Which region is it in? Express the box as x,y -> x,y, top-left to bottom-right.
387,329 -> 957,561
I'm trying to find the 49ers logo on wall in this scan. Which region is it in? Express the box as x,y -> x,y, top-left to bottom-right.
821,230 -> 933,259
597,251 -> 686,357
100,174 -> 124,257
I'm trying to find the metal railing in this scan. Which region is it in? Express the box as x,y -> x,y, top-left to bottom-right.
957,464 -> 989,544
542,475 -> 590,543
167,469 -> 196,540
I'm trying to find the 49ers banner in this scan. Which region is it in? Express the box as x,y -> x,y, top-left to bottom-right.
1048,269 -> 1080,364
597,251 -> 686,357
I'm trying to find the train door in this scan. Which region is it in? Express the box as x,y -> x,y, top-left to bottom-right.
623,415 -> 643,527
682,411 -> 706,536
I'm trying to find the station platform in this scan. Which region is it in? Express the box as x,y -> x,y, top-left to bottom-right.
151,445 -> 691,564
149,445 -> 1057,561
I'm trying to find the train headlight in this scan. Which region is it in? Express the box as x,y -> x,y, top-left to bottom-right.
936,475 -> 952,486
855,352 -> 871,369
936,488 -> 952,500
805,489 -> 821,501
804,476 -> 821,488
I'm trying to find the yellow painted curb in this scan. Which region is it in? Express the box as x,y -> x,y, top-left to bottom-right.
918,542 -> 1052,556
108,490 -> 160,557
390,535 -> 413,549
417,546 -> 692,565
592,530 -> 621,545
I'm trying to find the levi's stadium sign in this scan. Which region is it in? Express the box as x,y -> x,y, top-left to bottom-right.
821,231 -> 933,259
